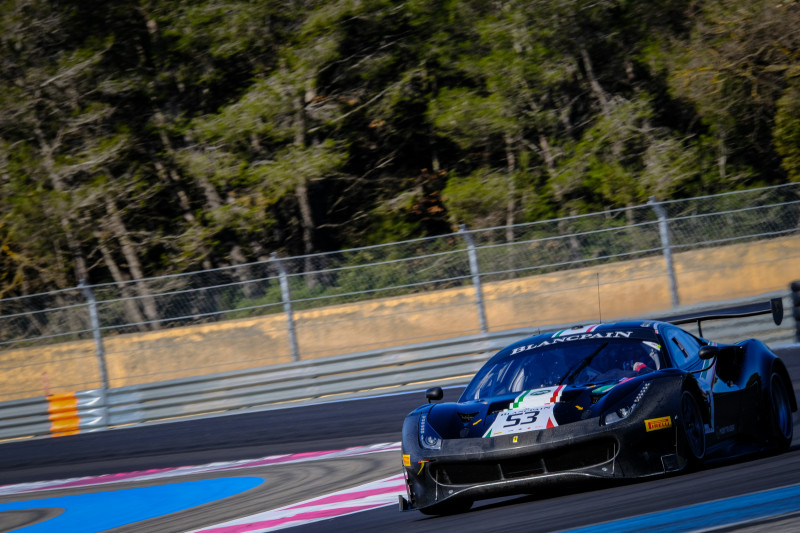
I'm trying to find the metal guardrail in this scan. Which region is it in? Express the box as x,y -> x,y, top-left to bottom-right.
106,330 -> 530,426
0,389 -> 107,441
0,328 -> 536,441
1,294 -> 795,444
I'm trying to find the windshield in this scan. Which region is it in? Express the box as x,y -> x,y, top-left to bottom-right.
460,338 -> 662,401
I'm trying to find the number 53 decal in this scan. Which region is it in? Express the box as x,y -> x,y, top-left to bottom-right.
484,406 -> 556,437
503,410 -> 539,427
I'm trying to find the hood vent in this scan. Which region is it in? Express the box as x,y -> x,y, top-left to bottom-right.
457,411 -> 479,423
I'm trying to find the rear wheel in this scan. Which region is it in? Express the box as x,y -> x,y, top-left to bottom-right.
768,372 -> 793,451
680,391 -> 706,464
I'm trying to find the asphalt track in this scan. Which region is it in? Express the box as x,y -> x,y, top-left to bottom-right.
1,345 -> 799,532
1,452 -> 401,532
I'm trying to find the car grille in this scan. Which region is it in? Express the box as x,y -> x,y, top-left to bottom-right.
432,438 -> 617,485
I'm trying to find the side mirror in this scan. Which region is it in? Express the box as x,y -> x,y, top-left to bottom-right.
426,386 -> 443,403
698,345 -> 719,360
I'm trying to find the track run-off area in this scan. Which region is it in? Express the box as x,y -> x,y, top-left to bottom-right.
1,346 -> 799,533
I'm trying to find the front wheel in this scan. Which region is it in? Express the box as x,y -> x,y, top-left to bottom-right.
768,372 -> 794,451
680,391 -> 706,465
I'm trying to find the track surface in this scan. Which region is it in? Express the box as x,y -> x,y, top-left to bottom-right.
1,346 -> 798,532
306,445 -> 800,532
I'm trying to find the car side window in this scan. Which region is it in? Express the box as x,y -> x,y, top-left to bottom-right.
665,327 -> 704,369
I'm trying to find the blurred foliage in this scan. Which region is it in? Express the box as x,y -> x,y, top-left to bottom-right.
1,0 -> 799,309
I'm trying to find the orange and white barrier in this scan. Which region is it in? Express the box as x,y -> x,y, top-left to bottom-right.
47,392 -> 82,437
46,389 -> 107,437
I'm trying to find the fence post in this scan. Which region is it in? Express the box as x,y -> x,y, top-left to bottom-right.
79,279 -> 110,390
648,197 -> 680,307
272,253 -> 300,361
78,280 -> 110,431
459,224 -> 488,334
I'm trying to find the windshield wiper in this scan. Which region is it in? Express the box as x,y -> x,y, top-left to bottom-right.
558,342 -> 609,385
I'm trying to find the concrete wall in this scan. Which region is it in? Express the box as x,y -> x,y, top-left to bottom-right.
2,235 -> 799,401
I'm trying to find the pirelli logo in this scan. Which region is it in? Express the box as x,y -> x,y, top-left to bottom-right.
645,416 -> 672,432
402,454 -> 411,467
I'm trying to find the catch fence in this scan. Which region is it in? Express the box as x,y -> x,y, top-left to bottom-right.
1,183 -> 799,399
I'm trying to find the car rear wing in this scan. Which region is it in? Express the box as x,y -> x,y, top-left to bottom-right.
659,298 -> 784,338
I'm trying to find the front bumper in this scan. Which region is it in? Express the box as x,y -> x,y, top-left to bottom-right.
401,402 -> 683,511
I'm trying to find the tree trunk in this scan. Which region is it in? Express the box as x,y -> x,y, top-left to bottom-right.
104,196 -> 161,329
151,112 -> 217,270
579,46 -> 610,117
230,244 -> 256,298
153,159 -> 195,224
95,235 -> 149,331
539,135 -> 557,179
504,133 -> 517,243
35,127 -> 90,284
294,90 -> 321,289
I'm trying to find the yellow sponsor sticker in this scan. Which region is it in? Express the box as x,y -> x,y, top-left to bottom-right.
402,454 -> 411,467
645,416 -> 672,432
512,436 -> 518,443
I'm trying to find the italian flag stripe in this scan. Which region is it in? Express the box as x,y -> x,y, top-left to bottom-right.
512,390 -> 529,408
554,324 -> 600,337
549,385 -> 565,404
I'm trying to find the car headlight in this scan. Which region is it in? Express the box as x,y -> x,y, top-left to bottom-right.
419,413 -> 443,450
603,382 -> 651,425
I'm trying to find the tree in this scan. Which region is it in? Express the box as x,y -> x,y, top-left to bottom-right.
0,1 -> 125,289
1,0 -> 797,305
775,80 -> 800,182
666,0 -> 800,185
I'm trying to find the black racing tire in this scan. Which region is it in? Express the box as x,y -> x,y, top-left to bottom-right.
767,372 -> 794,451
418,498 -> 473,516
680,390 -> 706,464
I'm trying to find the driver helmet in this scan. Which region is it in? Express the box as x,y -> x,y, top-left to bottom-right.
633,343 -> 661,372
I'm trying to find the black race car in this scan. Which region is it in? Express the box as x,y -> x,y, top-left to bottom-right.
399,300 -> 796,515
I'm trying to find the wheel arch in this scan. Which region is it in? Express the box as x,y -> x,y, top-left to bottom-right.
770,359 -> 798,412
682,375 -> 712,426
